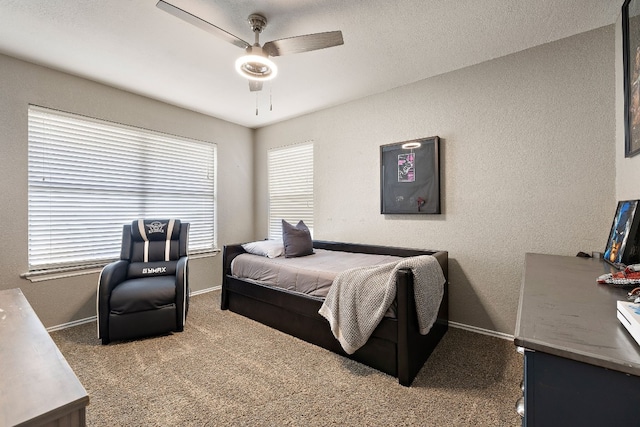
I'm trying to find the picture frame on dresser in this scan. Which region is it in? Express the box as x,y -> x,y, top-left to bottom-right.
603,200 -> 640,268
380,136 -> 441,214
622,0 -> 640,157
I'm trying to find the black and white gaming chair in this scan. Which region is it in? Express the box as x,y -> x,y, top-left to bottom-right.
97,219 -> 189,344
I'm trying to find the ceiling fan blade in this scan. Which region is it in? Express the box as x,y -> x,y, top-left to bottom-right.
263,31 -> 343,57
249,81 -> 263,92
156,1 -> 250,50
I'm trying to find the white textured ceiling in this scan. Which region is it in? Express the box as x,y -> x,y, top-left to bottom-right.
0,1 -> 622,129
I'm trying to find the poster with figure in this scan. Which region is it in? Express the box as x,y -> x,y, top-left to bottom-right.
623,0 -> 640,157
397,153 -> 415,182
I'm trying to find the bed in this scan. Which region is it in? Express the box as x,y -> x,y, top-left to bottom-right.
221,240 -> 449,386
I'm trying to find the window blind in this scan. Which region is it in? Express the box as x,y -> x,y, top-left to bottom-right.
267,142 -> 314,239
27,105 -> 216,271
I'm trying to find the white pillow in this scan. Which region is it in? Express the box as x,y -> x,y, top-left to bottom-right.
241,240 -> 285,258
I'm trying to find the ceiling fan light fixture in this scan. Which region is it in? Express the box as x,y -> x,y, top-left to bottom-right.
235,54 -> 278,81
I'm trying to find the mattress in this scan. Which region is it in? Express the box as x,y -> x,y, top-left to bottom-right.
230,248 -> 404,298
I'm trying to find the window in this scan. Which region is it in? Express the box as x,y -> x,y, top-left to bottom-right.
267,142 -> 314,239
27,105 -> 216,272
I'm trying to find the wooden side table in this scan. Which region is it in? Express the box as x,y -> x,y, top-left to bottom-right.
0,288 -> 89,426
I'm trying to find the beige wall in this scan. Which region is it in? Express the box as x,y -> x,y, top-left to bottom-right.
0,54 -> 254,327
615,13 -> 640,200
255,26 -> 616,335
0,24 -> 619,335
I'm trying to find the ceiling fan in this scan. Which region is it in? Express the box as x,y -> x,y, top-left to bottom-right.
156,1 -> 344,92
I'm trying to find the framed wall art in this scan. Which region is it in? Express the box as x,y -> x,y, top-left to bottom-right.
604,200 -> 640,268
380,136 -> 440,214
623,0 -> 640,157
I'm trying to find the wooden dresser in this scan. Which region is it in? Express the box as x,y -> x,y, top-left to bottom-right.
514,253 -> 640,426
0,288 -> 89,427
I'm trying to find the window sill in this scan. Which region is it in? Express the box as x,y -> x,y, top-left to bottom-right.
21,264 -> 106,283
21,249 -> 220,283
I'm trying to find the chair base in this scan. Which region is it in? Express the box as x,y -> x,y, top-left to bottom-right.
107,304 -> 178,343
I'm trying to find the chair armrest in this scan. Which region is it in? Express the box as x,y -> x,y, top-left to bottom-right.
97,260 -> 129,340
175,256 -> 189,330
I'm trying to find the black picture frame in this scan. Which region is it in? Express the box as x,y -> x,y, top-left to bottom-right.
623,0 -> 640,157
604,200 -> 640,268
380,136 -> 440,214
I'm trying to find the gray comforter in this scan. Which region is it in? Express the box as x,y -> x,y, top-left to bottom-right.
230,249 -> 404,297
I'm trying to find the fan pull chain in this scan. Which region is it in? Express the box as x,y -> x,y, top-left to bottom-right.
255,92 -> 259,116
270,87 -> 273,111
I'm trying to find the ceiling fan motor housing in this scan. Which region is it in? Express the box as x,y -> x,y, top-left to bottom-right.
248,14 -> 267,34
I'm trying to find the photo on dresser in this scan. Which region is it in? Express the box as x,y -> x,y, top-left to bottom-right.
604,200 -> 640,268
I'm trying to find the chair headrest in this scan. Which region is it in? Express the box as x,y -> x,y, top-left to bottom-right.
131,219 -> 181,242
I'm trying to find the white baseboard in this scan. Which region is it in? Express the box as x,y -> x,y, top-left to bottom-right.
449,321 -> 514,341
47,287 -> 513,341
47,316 -> 97,332
190,286 -> 220,296
46,286 -> 221,332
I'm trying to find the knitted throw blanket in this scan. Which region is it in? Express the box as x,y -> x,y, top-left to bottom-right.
318,255 -> 445,355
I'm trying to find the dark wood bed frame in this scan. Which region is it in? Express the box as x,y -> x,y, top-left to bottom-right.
221,240 -> 449,386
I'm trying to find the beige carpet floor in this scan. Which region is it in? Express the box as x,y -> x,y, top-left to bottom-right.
50,290 -> 523,426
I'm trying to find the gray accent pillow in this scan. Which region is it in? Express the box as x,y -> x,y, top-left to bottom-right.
282,220 -> 314,258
